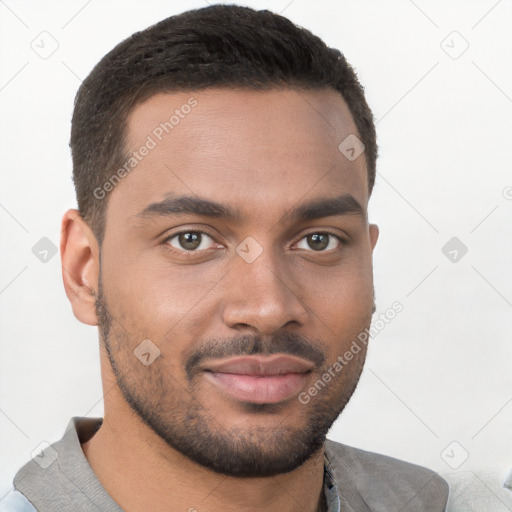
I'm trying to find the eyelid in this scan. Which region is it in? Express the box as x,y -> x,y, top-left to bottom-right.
162,229 -> 218,254
293,230 -> 346,251
162,227 -> 348,256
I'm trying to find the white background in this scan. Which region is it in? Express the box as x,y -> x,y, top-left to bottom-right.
1,0 -> 511,509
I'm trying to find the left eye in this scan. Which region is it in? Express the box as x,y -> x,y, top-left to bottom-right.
296,232 -> 342,252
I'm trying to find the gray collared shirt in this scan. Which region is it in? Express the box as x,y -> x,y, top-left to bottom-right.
2,416 -> 448,511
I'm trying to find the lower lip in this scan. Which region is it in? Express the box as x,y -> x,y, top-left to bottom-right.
203,371 -> 310,404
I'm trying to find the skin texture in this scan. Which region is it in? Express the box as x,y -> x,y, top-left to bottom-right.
60,87 -> 379,512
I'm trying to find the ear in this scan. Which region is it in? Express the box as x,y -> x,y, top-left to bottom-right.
369,223 -> 379,251
60,209 -> 100,326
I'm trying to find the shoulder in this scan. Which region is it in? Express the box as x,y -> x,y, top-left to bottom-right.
0,489 -> 37,512
325,439 -> 449,511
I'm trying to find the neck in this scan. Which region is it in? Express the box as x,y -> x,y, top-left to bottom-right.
81,393 -> 326,512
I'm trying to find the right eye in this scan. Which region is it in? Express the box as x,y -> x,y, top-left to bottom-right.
163,230 -> 218,254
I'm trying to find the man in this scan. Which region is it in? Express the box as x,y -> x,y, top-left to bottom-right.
2,4 -> 448,511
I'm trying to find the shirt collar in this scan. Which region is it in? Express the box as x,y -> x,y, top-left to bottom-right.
17,417 -> 345,512
323,451 -> 342,512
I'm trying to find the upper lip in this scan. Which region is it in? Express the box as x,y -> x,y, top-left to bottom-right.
202,355 -> 315,376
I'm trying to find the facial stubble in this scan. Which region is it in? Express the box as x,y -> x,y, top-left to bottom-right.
94,267 -> 371,478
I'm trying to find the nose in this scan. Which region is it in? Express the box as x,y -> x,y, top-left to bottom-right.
221,244 -> 308,335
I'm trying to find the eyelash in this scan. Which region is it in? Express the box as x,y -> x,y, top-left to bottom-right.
162,229 -> 347,257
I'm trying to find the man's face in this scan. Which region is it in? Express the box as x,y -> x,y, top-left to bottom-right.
95,87 -> 378,477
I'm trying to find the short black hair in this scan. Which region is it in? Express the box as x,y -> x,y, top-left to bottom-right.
71,3 -> 377,246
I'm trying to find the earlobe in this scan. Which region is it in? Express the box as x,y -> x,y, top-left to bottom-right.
369,223 -> 379,251
60,209 -> 100,326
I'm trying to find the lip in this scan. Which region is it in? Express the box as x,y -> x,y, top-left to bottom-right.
201,354 -> 316,375
201,355 -> 314,404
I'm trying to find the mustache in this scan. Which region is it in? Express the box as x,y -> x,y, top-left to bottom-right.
184,331 -> 326,383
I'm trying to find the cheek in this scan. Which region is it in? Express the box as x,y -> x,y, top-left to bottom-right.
306,254 -> 374,312
101,252 -> 219,348
101,234 -> 374,347
304,259 -> 374,354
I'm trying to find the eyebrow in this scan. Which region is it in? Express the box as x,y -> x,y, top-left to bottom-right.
135,193 -> 366,223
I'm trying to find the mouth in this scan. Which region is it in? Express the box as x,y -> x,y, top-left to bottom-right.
201,355 -> 314,404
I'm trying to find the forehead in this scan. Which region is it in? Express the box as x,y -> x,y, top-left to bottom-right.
108,87 -> 369,224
